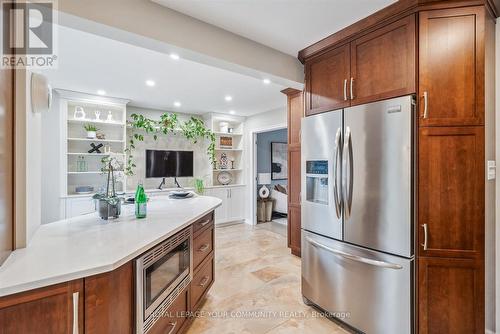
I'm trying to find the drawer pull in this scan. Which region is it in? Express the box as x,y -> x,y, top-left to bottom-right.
198,244 -> 209,252
72,292 -> 79,334
167,321 -> 177,334
199,276 -> 210,287
199,219 -> 210,227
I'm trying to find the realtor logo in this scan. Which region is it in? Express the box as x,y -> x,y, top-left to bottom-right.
1,0 -> 58,68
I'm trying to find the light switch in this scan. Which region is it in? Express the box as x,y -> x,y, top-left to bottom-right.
487,160 -> 496,180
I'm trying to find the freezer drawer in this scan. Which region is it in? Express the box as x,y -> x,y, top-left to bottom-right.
302,231 -> 413,334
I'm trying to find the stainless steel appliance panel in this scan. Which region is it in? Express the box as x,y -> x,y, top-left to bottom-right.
301,110 -> 343,240
343,96 -> 414,257
302,231 -> 413,334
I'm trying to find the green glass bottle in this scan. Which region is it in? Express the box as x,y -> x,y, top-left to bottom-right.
135,182 -> 147,219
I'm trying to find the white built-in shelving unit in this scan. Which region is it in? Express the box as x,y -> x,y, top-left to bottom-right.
57,89 -> 130,198
205,113 -> 245,187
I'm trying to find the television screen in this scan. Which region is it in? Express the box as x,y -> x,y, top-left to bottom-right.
145,150 -> 193,178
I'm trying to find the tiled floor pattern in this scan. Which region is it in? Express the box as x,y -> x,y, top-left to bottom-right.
186,222 -> 350,334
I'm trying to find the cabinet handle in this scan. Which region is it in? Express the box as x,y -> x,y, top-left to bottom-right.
199,276 -> 210,287
421,224 -> 428,250
199,219 -> 210,227
167,321 -> 177,334
72,292 -> 79,334
198,244 -> 209,252
343,79 -> 348,101
423,91 -> 429,119
350,78 -> 354,100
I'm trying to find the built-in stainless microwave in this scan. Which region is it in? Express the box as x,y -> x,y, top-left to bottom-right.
136,227 -> 193,334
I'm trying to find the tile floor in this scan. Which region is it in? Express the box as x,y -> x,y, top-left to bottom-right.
186,222 -> 350,334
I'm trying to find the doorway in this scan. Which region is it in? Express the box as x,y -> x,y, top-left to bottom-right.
251,126 -> 288,234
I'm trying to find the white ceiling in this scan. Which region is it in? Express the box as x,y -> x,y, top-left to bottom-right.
152,0 -> 397,56
42,25 -> 288,116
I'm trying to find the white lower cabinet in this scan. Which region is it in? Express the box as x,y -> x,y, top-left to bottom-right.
205,186 -> 245,224
64,197 -> 96,219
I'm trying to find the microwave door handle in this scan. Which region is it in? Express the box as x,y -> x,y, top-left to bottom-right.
333,128 -> 342,218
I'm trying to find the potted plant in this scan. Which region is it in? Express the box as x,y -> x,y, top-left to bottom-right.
84,124 -> 98,139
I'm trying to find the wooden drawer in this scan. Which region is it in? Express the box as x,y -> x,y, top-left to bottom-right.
149,286 -> 189,334
193,225 -> 214,270
192,212 -> 213,235
191,254 -> 214,310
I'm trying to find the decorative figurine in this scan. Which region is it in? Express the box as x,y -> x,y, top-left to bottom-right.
74,106 -> 86,120
219,152 -> 228,169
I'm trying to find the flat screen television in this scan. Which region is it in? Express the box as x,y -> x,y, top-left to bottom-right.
145,150 -> 194,178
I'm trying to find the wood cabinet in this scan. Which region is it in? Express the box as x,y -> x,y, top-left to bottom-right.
418,7 -> 484,126
418,127 -> 484,259
418,257 -> 484,334
84,262 -> 134,334
0,280 -> 84,334
149,285 -> 190,334
305,45 -> 350,115
300,2 -> 492,334
304,15 -> 416,115
283,88 -> 303,257
350,14 -> 416,106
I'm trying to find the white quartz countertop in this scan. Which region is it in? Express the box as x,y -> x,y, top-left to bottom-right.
0,195 -> 222,297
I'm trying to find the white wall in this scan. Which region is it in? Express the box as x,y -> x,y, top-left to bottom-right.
126,107 -> 213,191
41,92 -> 63,224
243,106 -> 287,222
15,70 -> 42,247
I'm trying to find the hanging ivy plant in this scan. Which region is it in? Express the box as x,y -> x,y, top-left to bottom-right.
124,113 -> 215,176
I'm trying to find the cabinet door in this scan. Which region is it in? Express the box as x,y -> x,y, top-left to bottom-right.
0,280 -> 84,334
66,197 -> 96,218
206,188 -> 228,224
418,127 -> 484,259
419,7 -> 484,126
418,257 -> 484,334
305,44 -> 350,116
286,89 -> 303,146
288,206 -> 301,257
227,187 -> 245,222
350,15 -> 416,106
85,262 -> 133,334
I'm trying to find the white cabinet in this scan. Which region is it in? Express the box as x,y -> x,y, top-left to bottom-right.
205,186 -> 245,225
64,197 -> 96,219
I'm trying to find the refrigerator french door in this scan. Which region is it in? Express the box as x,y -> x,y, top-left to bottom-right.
301,95 -> 415,334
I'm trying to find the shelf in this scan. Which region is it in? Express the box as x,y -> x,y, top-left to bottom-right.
67,171 -> 103,175
68,119 -> 124,126
213,132 -> 243,136
213,169 -> 242,172
67,152 -> 125,156
67,138 -> 125,143
215,148 -> 242,151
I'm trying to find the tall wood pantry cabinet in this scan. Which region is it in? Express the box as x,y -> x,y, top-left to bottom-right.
299,1 -> 496,333
282,88 -> 303,257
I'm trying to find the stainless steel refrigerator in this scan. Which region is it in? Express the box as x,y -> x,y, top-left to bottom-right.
301,95 -> 415,334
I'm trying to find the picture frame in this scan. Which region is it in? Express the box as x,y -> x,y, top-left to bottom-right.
271,142 -> 288,180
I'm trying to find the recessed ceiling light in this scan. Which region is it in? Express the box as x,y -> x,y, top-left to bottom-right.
229,110 -> 236,115
170,53 -> 180,60
146,80 -> 156,87
173,101 -> 181,107
224,95 -> 233,102
97,90 -> 106,96
263,78 -> 271,85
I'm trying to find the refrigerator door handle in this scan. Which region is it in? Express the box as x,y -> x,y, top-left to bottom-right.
342,127 -> 353,219
306,237 -> 403,270
333,128 -> 342,218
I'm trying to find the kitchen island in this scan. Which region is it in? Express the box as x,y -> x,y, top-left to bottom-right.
0,195 -> 221,334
